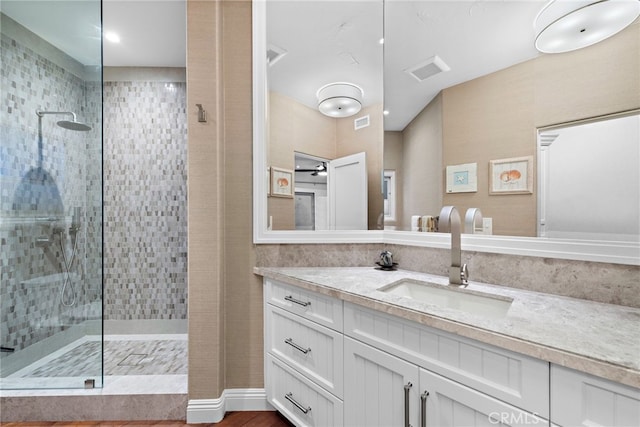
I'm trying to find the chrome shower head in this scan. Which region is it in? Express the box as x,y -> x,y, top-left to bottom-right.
57,119 -> 92,132
36,110 -> 92,132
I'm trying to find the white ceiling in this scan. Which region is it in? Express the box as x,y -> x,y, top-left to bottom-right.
268,0 -> 547,131
267,1 -> 385,114
102,0 -> 186,67
1,0 -> 103,65
1,0 -> 186,67
383,0 -> 545,131
3,0 -> 551,131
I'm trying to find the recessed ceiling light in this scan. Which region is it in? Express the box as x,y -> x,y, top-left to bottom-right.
383,110 -> 389,116
104,31 -> 121,43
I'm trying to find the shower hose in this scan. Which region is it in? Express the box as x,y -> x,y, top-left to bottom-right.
59,230 -> 78,307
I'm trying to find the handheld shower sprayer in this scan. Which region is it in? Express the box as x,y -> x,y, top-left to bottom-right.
70,207 -> 81,234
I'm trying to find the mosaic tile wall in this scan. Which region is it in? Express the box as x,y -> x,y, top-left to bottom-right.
103,78 -> 188,321
0,20 -> 102,354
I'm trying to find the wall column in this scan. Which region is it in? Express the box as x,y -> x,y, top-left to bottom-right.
187,0 -> 226,401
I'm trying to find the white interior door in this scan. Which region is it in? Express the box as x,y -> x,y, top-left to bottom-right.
328,152 -> 368,230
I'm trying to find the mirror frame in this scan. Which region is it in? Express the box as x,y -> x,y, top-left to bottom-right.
252,0 -> 639,266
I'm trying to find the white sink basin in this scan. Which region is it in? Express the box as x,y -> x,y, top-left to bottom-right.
378,279 -> 513,319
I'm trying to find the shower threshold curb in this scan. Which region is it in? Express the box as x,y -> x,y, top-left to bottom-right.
0,392 -> 188,422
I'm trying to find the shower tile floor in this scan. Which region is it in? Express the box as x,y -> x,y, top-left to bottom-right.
0,334 -> 187,395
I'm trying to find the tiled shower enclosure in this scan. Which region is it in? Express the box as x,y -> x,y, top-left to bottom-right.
103,77 -> 188,323
0,4 -> 103,390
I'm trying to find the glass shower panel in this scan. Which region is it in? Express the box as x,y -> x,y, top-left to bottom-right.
0,0 -> 103,389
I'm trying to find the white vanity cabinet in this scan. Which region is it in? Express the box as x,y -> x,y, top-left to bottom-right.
342,304 -> 549,427
264,279 -> 345,427
344,303 -> 550,420
550,365 -> 640,427
263,276 -> 637,427
343,335 -> 548,427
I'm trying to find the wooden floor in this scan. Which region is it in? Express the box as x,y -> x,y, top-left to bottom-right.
1,411 -> 294,427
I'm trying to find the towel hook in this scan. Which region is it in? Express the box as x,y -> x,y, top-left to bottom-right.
195,104 -> 207,123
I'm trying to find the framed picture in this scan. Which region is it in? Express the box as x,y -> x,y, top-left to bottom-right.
489,156 -> 533,195
446,162 -> 478,193
270,166 -> 294,198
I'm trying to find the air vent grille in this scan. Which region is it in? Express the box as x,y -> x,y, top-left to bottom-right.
267,44 -> 287,66
405,55 -> 450,82
354,115 -> 370,130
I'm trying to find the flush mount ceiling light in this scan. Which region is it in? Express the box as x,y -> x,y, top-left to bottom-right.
534,0 -> 640,54
317,82 -> 363,118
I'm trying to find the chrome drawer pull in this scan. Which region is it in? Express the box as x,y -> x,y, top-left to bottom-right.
285,338 -> 311,354
285,295 -> 311,307
285,392 -> 311,414
404,382 -> 413,427
421,391 -> 430,427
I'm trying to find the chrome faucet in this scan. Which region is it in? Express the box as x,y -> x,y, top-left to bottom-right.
464,208 -> 483,234
439,206 -> 468,286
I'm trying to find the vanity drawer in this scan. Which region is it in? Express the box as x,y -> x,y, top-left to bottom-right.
266,279 -> 343,331
344,302 -> 549,418
266,305 -> 344,398
266,354 -> 343,427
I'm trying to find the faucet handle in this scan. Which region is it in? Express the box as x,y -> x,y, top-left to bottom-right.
460,264 -> 469,285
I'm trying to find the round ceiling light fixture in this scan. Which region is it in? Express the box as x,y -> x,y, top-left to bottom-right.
534,0 -> 640,54
317,82 -> 363,118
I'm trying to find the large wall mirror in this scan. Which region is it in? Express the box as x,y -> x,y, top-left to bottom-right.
263,0 -> 384,232
253,0 -> 640,264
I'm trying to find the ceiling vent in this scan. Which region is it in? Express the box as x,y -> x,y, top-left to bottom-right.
354,115 -> 370,130
405,55 -> 450,82
267,44 -> 287,66
539,133 -> 559,146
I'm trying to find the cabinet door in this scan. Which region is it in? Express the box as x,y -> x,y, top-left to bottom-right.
421,368 -> 548,427
551,365 -> 640,427
344,337 -> 420,427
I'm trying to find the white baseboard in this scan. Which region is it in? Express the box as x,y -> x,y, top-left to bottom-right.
186,388 -> 272,423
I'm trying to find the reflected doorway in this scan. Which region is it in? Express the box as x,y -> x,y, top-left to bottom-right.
294,153 -> 329,231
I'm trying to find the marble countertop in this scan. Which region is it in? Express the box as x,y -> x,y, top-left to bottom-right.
255,266 -> 640,389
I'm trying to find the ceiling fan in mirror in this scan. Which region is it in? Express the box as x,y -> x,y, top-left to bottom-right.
295,162 -> 328,177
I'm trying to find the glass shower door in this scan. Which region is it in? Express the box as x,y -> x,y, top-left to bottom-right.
0,0 -> 103,389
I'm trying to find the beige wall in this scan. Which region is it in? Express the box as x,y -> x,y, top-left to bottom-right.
268,92 -> 383,230
187,0 -> 260,398
268,91 -> 336,230
222,0 -> 264,390
442,60 -> 535,236
401,93 -> 444,230
398,20 -> 640,237
533,19 -> 640,128
383,131 -> 403,229
187,0 -> 225,399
